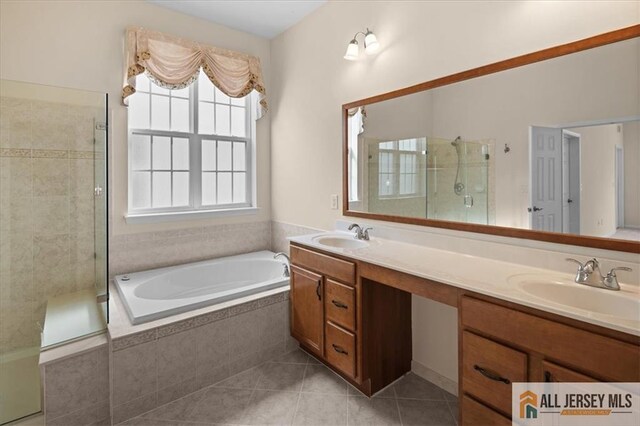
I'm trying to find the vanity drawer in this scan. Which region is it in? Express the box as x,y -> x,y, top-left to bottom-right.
291,245 -> 355,285
462,331 -> 527,416
542,360 -> 598,382
325,321 -> 356,379
461,395 -> 511,426
461,296 -> 640,381
325,279 -> 356,331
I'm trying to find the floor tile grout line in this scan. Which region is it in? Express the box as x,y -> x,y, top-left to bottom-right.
346,388 -> 350,426
393,386 -> 404,426
444,397 -> 459,426
181,384 -> 211,420
290,363 -> 308,426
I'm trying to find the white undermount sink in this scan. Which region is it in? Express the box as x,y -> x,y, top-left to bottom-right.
509,274 -> 640,323
312,235 -> 369,249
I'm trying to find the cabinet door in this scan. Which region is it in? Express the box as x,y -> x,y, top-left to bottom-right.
290,265 -> 324,356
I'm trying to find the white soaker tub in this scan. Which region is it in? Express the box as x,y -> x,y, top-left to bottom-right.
115,251 -> 289,324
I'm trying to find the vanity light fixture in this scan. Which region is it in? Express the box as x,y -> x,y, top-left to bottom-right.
344,28 -> 379,60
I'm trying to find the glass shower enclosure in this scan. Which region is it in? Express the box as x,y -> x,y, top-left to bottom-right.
0,79 -> 108,424
425,137 -> 493,225
365,136 -> 493,225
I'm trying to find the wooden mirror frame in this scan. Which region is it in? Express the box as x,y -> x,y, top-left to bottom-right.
342,25 -> 640,254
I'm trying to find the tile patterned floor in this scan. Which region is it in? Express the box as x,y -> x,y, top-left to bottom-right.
121,348 -> 458,426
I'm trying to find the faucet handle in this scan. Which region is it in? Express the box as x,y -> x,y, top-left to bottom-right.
607,266 -> 632,277
603,266 -> 631,290
565,258 -> 584,269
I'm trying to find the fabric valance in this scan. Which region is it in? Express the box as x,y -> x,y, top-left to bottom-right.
122,27 -> 267,118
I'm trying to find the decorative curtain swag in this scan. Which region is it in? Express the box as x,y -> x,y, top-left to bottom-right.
123,27 -> 267,118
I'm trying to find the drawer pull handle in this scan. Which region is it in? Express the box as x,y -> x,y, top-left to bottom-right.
473,365 -> 511,384
332,300 -> 348,309
316,282 -> 322,301
332,344 -> 348,355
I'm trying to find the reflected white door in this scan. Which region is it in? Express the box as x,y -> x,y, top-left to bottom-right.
562,131 -> 581,234
530,126 -> 563,232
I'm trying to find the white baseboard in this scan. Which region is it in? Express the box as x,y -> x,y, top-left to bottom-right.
411,360 -> 458,396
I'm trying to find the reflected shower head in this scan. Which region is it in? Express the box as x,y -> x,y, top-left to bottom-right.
450,136 -> 462,147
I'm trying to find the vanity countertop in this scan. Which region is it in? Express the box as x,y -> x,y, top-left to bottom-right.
289,232 -> 640,337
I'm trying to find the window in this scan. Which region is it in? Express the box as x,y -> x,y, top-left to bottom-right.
347,108 -> 364,201
377,138 -> 425,198
128,71 -> 253,217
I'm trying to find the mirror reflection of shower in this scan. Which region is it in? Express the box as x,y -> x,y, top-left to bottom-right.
451,136 -> 465,195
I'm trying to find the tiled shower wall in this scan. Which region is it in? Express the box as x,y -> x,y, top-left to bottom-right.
0,96 -> 100,354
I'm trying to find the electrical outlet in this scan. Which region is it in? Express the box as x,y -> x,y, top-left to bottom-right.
330,194 -> 339,210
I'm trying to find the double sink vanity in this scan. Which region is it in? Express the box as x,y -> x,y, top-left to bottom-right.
287,229 -> 640,425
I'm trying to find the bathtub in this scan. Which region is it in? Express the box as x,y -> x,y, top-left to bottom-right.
114,251 -> 289,324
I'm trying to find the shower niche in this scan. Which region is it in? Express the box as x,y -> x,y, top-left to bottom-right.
0,79 -> 108,424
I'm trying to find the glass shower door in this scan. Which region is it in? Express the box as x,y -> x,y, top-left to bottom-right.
426,137 -> 491,224
0,79 -> 108,423
94,99 -> 108,323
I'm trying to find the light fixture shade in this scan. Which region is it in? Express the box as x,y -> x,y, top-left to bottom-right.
344,40 -> 359,61
364,31 -> 379,55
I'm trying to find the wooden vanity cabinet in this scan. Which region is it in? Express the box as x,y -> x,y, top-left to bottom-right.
289,244 -> 412,395
290,245 -> 361,382
289,242 -> 640,423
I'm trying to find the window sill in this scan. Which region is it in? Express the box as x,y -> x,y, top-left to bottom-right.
124,207 -> 260,224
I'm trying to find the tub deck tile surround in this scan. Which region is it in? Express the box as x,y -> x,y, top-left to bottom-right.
39,335 -> 110,426
109,285 -> 291,424
111,329 -> 157,352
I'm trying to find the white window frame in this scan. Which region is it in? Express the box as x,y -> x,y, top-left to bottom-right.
377,139 -> 424,199
126,74 -> 257,223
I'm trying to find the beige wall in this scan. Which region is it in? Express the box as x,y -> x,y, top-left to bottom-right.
271,1 -> 639,383
572,124 -> 622,237
624,121 -> 640,228
0,0 -> 272,240
430,40 -> 638,229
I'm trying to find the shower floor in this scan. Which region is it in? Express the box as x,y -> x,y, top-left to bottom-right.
0,347 -> 41,424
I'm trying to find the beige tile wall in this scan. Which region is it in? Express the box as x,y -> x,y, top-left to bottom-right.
109,221 -> 272,277
0,96 -> 102,355
41,343 -> 110,426
110,291 -> 292,424
270,221 -> 322,255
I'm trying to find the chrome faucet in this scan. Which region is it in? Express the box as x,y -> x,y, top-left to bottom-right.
348,223 -> 372,241
565,258 -> 632,291
274,252 -> 290,278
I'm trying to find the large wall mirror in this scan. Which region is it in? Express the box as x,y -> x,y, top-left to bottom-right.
343,26 -> 640,253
